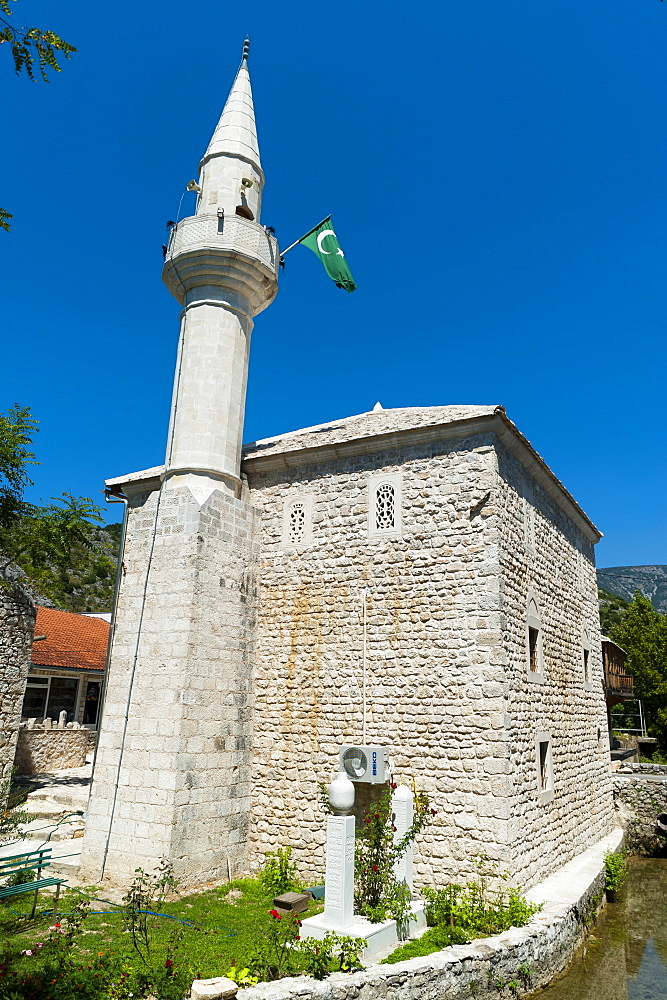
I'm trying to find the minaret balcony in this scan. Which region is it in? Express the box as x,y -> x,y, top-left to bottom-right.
162,213 -> 279,314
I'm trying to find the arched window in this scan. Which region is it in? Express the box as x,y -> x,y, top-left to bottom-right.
582,627 -> 592,689
526,594 -> 544,682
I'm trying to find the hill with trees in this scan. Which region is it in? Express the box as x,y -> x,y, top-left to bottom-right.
0,403 -> 121,612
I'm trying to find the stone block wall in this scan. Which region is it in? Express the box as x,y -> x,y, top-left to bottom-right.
0,584 -> 36,783
495,442 -> 614,886
14,724 -> 94,774
245,431 -> 515,886
81,478 -> 259,886
243,426 -> 614,890
613,767 -> 667,853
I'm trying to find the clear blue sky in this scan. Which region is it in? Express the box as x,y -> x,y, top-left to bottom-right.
1,0 -> 665,568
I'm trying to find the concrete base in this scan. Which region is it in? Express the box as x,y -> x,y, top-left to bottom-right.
300,901 -> 426,964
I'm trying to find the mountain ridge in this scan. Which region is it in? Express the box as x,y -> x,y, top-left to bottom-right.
597,565 -> 667,614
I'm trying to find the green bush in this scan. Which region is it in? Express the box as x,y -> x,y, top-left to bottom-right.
355,785 -> 433,925
257,847 -> 303,896
248,908 -> 365,982
5,866 -> 36,888
384,861 -> 541,963
421,878 -> 539,940
604,849 -> 627,896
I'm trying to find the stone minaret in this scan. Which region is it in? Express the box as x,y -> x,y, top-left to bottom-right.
80,41 -> 278,886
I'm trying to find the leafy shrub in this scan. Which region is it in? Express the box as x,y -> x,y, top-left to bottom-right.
385,859 -> 540,963
257,847 -> 303,895
421,861 -> 540,941
248,908 -> 365,982
604,849 -> 627,896
5,866 -> 36,888
296,930 -> 366,980
355,785 -> 433,926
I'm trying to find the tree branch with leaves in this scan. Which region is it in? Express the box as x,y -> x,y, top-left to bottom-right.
0,0 -> 75,230
0,404 -> 106,604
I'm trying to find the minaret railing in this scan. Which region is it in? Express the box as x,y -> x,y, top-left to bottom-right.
166,214 -> 279,273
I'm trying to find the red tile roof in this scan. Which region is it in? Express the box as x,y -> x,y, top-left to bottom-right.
31,607 -> 110,672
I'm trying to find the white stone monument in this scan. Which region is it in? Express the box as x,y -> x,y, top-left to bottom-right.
300,771 -> 426,963
323,772 -> 356,929
392,784 -> 414,892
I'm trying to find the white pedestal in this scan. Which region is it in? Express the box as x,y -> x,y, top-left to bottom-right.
300,901 -> 426,965
323,814 -> 355,929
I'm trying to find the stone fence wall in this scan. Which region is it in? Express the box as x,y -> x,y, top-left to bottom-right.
14,724 -> 95,775
0,585 -> 36,782
613,766 -> 667,854
191,830 -> 623,1000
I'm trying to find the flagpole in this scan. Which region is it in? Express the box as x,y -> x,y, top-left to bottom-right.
279,215 -> 332,256
279,238 -> 301,256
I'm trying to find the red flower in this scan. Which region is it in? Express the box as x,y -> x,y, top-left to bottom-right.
165,960 -> 173,968
269,909 -> 282,919
371,865 -> 378,872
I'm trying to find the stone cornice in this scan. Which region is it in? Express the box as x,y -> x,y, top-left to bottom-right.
241,411 -> 602,544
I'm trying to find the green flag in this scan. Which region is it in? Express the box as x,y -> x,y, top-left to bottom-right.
298,216 -> 357,292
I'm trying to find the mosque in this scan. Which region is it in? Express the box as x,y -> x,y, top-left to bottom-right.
80,45 -> 615,889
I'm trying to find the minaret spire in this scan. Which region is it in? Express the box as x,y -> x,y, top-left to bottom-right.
161,41 -> 278,497
198,38 -> 263,222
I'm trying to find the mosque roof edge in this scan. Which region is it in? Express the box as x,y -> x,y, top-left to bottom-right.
242,407 -> 602,544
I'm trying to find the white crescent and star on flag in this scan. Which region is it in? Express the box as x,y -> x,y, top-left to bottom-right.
317,230 -> 345,257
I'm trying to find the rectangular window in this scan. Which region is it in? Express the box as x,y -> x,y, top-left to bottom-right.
22,680 -> 48,719
528,627 -> 540,673
46,677 -> 79,724
539,742 -> 549,790
583,648 -> 590,684
536,732 -> 554,803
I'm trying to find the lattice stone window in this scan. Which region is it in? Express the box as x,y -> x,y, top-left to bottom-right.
368,473 -> 402,538
375,484 -> 395,530
282,496 -> 313,549
289,503 -> 306,544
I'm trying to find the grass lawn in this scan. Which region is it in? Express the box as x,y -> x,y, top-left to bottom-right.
0,877 -> 324,984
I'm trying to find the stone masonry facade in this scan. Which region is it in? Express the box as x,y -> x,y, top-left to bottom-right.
83,405 -> 615,890
241,406 -> 615,890
0,584 -> 36,784
80,477 -> 259,886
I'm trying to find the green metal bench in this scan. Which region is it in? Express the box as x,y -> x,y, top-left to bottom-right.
0,848 -> 66,918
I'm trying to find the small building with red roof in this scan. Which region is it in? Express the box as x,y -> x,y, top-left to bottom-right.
22,607 -> 110,727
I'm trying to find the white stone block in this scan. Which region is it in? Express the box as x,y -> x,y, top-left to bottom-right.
190,977 -> 238,1000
